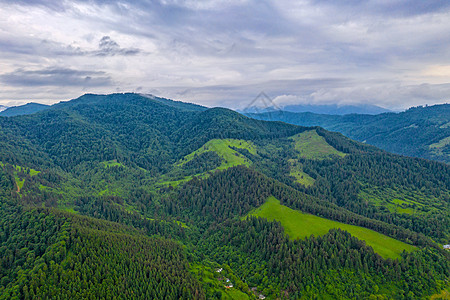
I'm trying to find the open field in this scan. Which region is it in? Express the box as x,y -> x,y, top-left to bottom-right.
290,130 -> 346,160
248,196 -> 416,259
179,139 -> 257,170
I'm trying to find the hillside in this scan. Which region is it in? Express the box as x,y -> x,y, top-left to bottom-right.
0,93 -> 449,299
247,196 -> 416,259
0,102 -> 49,117
248,104 -> 450,164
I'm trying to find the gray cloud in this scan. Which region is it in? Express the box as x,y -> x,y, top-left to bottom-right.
0,35 -> 141,58
0,0 -> 449,109
94,36 -> 141,56
0,67 -> 112,87
153,79 -> 450,110
311,0 -> 450,17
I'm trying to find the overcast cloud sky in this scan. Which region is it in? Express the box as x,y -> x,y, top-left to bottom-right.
0,0 -> 449,109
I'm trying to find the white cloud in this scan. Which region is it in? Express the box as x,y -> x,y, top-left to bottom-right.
0,0 -> 449,109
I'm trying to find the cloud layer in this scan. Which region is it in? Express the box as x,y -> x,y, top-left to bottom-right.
0,0 -> 449,109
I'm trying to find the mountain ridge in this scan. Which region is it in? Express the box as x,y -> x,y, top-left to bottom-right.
0,102 -> 49,117
247,103 -> 450,163
0,93 -> 449,299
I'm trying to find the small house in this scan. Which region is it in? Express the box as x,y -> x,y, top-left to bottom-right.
444,244 -> 450,250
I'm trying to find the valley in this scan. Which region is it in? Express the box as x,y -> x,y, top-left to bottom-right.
0,93 -> 449,299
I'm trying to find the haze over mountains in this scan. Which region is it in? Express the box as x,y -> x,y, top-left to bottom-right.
0,93 -> 449,299
241,103 -> 392,115
248,104 -> 450,164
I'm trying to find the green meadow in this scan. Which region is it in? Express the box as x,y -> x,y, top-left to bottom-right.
248,196 -> 416,259
288,159 -> 315,187
290,130 -> 346,160
179,139 -> 257,170
160,139 -> 257,187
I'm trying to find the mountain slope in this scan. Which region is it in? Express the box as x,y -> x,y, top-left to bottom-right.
248,104 -> 450,163
0,93 -> 449,299
0,102 -> 49,117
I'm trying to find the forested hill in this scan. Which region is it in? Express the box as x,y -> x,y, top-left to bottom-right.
0,102 -> 49,117
0,93 -> 302,171
0,93 -> 449,299
247,103 -> 450,164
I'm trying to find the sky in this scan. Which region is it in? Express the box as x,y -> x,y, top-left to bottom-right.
0,0 -> 450,110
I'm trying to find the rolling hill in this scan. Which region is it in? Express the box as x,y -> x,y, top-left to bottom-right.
0,93 -> 449,299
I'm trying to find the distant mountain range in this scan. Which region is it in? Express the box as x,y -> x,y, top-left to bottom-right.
0,102 -> 49,117
0,105 -> 7,112
247,103 -> 450,164
282,103 -> 392,115
240,103 -> 392,115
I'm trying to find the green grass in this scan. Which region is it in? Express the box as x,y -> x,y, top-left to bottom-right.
175,220 -> 189,229
190,264 -> 250,300
101,159 -> 125,168
358,186 -> 441,215
430,136 -> 450,157
290,130 -> 346,160
248,196 -> 416,259
179,139 -> 256,170
288,159 -> 315,187
224,289 -> 249,299
431,286 -> 450,300
0,162 -> 41,193
15,176 -> 25,192
159,139 -> 257,188
29,169 -> 40,176
439,122 -> 450,129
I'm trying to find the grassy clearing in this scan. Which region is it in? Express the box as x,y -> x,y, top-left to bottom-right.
159,139 -> 257,188
431,287 -> 450,300
290,130 -> 346,160
179,139 -> 256,170
15,176 -> 25,193
430,136 -> 450,157
248,196 -> 416,259
101,159 -> 125,168
358,186 -> 440,215
190,264 -> 250,300
288,159 -> 315,187
0,162 -> 40,193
